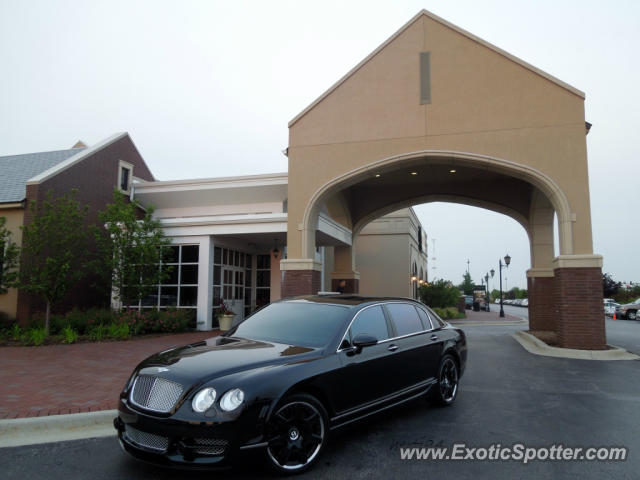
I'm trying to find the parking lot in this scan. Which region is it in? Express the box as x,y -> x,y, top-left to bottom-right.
1,317 -> 638,480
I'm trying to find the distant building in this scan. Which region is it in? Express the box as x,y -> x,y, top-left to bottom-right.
0,133 -> 154,320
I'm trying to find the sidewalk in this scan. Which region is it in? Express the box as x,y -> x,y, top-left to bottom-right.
0,331 -> 217,419
449,308 -> 527,325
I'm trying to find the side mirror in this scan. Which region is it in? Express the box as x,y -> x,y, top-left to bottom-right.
351,333 -> 378,354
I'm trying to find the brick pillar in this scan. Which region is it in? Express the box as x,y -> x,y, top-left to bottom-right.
527,275 -> 555,331
281,270 -> 321,298
554,266 -> 606,350
331,278 -> 360,293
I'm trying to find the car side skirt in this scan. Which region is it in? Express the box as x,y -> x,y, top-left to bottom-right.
329,378 -> 437,430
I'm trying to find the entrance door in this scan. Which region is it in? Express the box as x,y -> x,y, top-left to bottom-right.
222,266 -> 245,323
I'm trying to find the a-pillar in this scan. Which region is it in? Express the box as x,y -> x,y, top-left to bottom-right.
330,245 -> 359,293
280,259 -> 323,298
553,255 -> 606,350
527,268 -> 556,332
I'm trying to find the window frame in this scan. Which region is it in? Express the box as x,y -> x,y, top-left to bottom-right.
118,160 -> 134,194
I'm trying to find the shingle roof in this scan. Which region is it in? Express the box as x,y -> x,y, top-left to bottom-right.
0,148 -> 85,203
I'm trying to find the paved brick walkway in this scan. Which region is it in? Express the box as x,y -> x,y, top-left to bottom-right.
0,331 -> 217,419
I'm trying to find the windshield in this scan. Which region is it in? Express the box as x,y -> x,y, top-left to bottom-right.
230,302 -> 351,347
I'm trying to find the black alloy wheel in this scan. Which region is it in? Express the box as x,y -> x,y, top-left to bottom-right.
433,354 -> 459,406
266,394 -> 328,474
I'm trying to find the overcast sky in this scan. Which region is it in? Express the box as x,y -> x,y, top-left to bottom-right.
1,0 -> 638,290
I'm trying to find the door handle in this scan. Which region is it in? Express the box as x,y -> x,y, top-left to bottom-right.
430,334 -> 439,341
387,344 -> 398,352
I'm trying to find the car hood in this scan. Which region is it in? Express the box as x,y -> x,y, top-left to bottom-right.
619,302 -> 639,308
135,336 -> 322,386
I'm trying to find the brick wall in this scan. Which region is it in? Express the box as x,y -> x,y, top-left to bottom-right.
281,270 -> 322,298
528,276 -> 556,331
554,267 -> 606,350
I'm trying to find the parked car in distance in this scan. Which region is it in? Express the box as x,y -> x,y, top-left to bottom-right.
464,295 -> 474,309
604,298 -> 619,317
115,296 -> 467,474
521,298 -> 528,307
615,298 -> 640,320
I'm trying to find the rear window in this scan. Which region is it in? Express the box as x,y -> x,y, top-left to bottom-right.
386,303 -> 424,336
350,306 -> 389,342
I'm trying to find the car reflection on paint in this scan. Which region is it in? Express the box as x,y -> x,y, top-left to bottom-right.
114,295 -> 467,474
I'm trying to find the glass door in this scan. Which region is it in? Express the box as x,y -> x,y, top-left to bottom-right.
222,266 -> 244,320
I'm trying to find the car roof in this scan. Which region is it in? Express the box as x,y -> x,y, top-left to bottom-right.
283,295 -> 420,308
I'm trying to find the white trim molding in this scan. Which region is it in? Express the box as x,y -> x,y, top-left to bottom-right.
279,259 -> 323,272
552,255 -> 603,269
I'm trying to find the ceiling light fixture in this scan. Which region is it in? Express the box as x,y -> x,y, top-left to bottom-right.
410,172 -> 417,176
449,169 -> 457,174
375,174 -> 381,178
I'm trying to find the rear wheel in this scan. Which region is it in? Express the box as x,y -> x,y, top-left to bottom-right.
432,354 -> 459,406
628,310 -> 637,321
265,394 -> 328,474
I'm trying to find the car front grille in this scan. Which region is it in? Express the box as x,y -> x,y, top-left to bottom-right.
130,374 -> 184,413
192,438 -> 229,456
124,425 -> 169,453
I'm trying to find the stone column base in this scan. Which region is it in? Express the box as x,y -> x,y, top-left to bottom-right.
280,259 -> 322,297
527,270 -> 555,331
553,265 -> 606,350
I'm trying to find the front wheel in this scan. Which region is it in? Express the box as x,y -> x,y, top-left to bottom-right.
628,310 -> 637,321
432,354 -> 459,406
265,393 -> 328,475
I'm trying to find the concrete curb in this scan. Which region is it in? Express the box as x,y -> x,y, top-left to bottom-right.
0,409 -> 117,448
512,330 -> 640,361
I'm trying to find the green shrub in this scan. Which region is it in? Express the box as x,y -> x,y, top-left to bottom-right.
108,322 -> 130,340
433,307 -> 465,320
419,280 -> 461,308
61,325 -> 78,344
27,327 -> 47,346
117,308 -> 195,335
88,323 -> 108,341
10,323 -> 22,341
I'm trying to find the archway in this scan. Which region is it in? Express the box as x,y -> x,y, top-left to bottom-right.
281,10 -> 604,349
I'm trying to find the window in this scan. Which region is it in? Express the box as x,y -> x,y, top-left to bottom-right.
118,160 -> 133,193
350,306 -> 389,342
256,254 -> 271,309
386,303 -> 423,337
128,244 -> 199,311
416,307 -> 433,330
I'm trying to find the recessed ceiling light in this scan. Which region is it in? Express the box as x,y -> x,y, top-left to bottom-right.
375,174 -> 381,178
449,169 -> 456,174
410,172 -> 418,176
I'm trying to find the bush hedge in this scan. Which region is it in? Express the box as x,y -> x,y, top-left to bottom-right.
0,308 -> 197,346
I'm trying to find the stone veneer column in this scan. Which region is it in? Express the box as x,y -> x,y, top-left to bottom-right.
526,269 -> 556,332
553,255 -> 606,350
280,259 -> 322,298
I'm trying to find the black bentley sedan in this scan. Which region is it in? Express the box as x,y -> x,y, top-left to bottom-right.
114,296 -> 467,474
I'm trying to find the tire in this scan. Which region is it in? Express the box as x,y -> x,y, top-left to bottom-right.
432,354 -> 459,406
628,310 -> 637,321
265,393 -> 328,475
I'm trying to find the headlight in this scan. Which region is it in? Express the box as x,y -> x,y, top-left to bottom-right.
192,387 -> 217,413
219,388 -> 245,412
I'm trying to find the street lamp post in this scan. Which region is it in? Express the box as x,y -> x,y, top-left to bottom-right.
484,272 -> 490,307
498,254 -> 511,318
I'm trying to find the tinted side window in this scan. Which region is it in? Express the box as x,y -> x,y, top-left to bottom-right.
416,307 -> 434,330
350,306 -> 389,342
426,307 -> 447,328
386,303 -> 423,336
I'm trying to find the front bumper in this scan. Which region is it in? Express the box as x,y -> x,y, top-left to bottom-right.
115,397 -> 268,469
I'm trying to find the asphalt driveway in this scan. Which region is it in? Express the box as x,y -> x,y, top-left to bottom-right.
1,321 -> 638,479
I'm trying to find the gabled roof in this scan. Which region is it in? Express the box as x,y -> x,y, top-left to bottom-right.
289,9 -> 585,127
0,147 -> 85,203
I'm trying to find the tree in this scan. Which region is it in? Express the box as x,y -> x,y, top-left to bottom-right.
0,216 -> 20,294
96,190 -> 172,309
458,272 -> 474,295
419,279 -> 460,308
602,273 -> 621,298
18,190 -> 89,334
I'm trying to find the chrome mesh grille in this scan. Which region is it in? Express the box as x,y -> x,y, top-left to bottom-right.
130,375 -> 184,413
124,425 -> 169,452
193,438 -> 228,455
